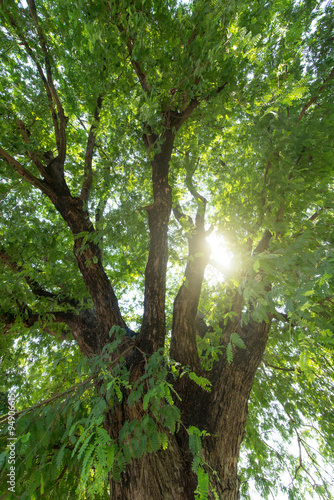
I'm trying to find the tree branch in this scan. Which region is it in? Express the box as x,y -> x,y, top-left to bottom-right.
171,99 -> 200,131
0,375 -> 95,426
27,0 -> 67,161
208,258 -> 231,277
297,67 -> 334,123
260,160 -> 272,208
17,119 -> 47,176
117,24 -> 151,93
170,190 -> 211,369
262,360 -> 299,373
173,204 -> 194,229
0,147 -> 54,199
0,307 -> 75,339
295,208 -> 326,238
253,229 -> 272,254
185,156 -> 208,229
1,151 -> 124,349
1,3 -> 63,158
0,245 -> 78,307
80,95 -> 103,204
0,245 -> 56,299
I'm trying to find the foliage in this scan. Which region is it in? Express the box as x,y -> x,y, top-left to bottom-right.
0,330 -> 182,498
0,0 -> 333,498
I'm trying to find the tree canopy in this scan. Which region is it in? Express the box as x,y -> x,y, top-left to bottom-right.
0,0 -> 333,499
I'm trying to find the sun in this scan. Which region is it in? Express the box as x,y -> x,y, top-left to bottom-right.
206,232 -> 235,279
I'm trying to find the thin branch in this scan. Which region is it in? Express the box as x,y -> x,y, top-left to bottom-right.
270,311 -> 302,332
55,465 -> 68,483
253,229 -> 272,254
297,67 -> 334,122
27,0 -> 67,161
204,81 -> 228,101
262,360 -> 299,373
208,258 -> 231,277
0,245 -> 57,300
172,98 -> 200,131
270,310 -> 291,323
40,325 -> 71,341
0,147 -> 54,199
117,24 -> 151,93
300,438 -> 334,483
1,4 -> 61,156
186,26 -> 198,47
17,119 -> 47,176
292,429 -> 303,480
295,208 -> 325,238
296,146 -> 307,165
185,157 -> 208,229
0,376 -> 95,426
173,204 -> 194,229
169,76 -> 227,131
261,160 -> 272,208
0,244 -> 80,311
0,343 -> 135,427
80,95 -> 103,203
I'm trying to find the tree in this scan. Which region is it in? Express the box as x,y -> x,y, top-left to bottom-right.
0,0 -> 333,498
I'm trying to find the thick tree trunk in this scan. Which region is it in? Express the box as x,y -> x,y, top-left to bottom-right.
91,316 -> 271,500
107,434 -> 196,500
102,373 -> 257,500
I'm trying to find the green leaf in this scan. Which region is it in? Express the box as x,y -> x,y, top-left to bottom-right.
226,342 -> 233,364
230,333 -> 246,349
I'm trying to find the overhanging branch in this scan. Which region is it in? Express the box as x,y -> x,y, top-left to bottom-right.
0,375 -> 95,426
1,307 -> 75,339
263,360 -> 299,373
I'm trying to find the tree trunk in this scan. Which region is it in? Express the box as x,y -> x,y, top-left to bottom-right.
86,315 -> 271,500
107,434 -> 196,500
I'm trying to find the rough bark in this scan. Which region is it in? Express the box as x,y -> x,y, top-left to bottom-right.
204,320 -> 271,499
106,419 -> 197,500
140,130 -> 175,353
94,313 -> 270,500
52,194 -> 125,347
170,229 -> 211,370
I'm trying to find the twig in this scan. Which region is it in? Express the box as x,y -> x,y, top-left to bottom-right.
297,67 -> 334,122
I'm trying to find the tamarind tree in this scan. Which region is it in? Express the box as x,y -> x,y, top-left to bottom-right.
0,0 -> 333,498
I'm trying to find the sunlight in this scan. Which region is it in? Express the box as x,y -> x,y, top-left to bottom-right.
206,232 -> 235,279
